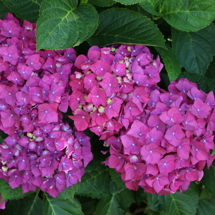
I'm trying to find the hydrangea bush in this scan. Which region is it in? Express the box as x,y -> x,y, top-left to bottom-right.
0,0 -> 215,215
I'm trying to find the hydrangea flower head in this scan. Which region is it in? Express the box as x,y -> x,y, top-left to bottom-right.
103,78 -> 215,194
69,44 -> 163,138
0,13 -> 93,198
66,43 -> 215,195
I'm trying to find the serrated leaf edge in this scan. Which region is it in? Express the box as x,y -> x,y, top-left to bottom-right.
90,7 -> 166,49
36,2 -> 98,50
113,0 -> 144,6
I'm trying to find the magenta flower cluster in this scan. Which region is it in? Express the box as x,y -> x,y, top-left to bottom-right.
0,13 -> 92,197
0,123 -> 92,197
70,44 -> 215,194
69,44 -> 163,140
105,79 -> 215,194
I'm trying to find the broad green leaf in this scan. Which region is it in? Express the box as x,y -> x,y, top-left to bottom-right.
96,168 -> 135,215
43,193 -> 83,215
19,191 -> 42,215
96,197 -> 125,215
147,193 -> 160,211
0,0 -> 11,19
76,165 -> 112,199
202,162 -> 215,195
156,44 -> 181,81
113,0 -> 144,5
172,24 -> 215,75
77,196 -> 98,215
179,72 -> 215,93
0,178 -> 31,201
109,169 -> 126,191
139,0 -> 163,16
36,0 -> 98,50
197,198 -> 215,215
88,0 -> 115,7
58,183 -> 80,200
199,187 -> 213,199
160,0 -> 215,32
1,0 -> 41,22
205,56 -> 215,79
96,189 -> 135,215
88,8 -> 166,48
4,192 -> 42,215
125,4 -> 152,17
158,185 -> 199,215
115,189 -> 135,210
133,188 -> 147,205
160,73 -> 170,89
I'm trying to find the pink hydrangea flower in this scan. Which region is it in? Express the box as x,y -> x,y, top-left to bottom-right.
0,13 -> 94,199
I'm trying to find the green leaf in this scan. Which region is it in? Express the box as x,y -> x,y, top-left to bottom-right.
88,8 -> 166,48
96,167 -> 135,215
197,198 -> 215,215
1,0 -> 42,22
19,191 -> 42,215
202,162 -> 215,195
160,0 -> 215,32
126,4 -> 152,17
172,24 -> 215,75
58,183 -> 80,200
115,189 -> 135,209
179,72 -> 215,93
76,196 -> 98,215
76,165 -> 112,199
199,187 -> 213,199
113,0 -> 144,5
0,0 -> 11,19
109,169 -> 126,191
139,0 -> 163,16
88,0 -> 115,7
133,188 -> 147,205
158,185 -> 199,215
160,72 -> 170,89
0,179 -> 31,201
147,193 -> 160,211
205,56 -> 215,79
4,192 -> 42,215
96,197 -> 125,215
43,193 -> 83,215
156,44 -> 181,81
36,0 -> 98,50
96,189 -> 135,215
